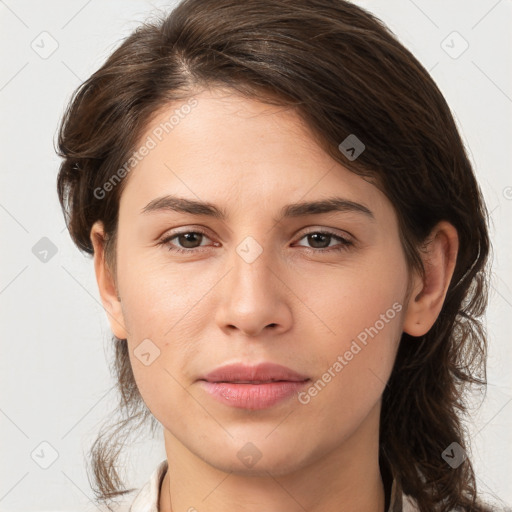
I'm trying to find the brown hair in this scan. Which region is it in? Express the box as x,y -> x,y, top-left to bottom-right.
55,1 -> 492,510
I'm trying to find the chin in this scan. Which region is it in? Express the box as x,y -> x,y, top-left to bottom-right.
205,440 -> 311,477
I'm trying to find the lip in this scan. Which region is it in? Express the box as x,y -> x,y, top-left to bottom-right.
199,362 -> 309,383
197,363 -> 310,410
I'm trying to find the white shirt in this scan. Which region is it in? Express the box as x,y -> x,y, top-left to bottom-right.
116,459 -> 421,512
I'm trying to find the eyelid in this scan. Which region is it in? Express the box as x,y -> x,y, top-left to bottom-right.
295,226 -> 354,242
292,230 -> 354,253
158,225 -> 355,255
158,226 -> 215,248
158,225 -> 212,240
159,225 -> 354,243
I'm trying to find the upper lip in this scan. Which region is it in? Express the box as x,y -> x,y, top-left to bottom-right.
199,362 -> 310,383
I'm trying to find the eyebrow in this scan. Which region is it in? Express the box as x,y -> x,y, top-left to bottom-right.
141,195 -> 375,222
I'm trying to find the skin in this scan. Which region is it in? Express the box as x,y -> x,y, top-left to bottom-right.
90,88 -> 458,512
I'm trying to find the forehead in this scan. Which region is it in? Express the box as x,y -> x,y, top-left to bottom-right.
119,88 -> 391,221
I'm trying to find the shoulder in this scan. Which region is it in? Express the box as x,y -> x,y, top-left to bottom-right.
90,459 -> 168,512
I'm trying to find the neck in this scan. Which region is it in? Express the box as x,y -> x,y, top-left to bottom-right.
158,403 -> 386,512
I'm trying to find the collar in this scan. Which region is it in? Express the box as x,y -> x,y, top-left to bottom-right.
126,459 -> 419,512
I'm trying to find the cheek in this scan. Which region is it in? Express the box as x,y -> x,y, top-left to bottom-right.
297,296 -> 404,437
296,248 -> 407,408
115,250 -> 219,408
299,247 -> 407,345
127,353 -> 193,427
115,244 -> 210,337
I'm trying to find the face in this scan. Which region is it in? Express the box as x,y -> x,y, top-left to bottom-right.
95,88 -> 416,476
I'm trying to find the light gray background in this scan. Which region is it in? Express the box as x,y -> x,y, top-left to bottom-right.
1,0 -> 511,510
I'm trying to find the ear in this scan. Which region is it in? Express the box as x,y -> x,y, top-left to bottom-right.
90,221 -> 128,339
402,220 -> 459,337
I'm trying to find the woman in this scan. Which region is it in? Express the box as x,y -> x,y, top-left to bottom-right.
56,0 -> 496,510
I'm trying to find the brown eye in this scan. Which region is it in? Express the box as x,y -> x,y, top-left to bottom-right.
295,230 -> 353,252
159,229 -> 215,254
306,232 -> 331,249
175,232 -> 204,249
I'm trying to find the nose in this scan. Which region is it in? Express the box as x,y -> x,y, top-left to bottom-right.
214,238 -> 293,337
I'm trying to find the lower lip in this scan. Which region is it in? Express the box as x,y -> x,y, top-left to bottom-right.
198,380 -> 310,410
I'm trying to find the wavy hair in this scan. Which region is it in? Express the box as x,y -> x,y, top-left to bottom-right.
55,1 -> 492,510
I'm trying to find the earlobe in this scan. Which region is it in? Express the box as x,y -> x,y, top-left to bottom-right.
402,221 -> 459,337
90,221 -> 128,339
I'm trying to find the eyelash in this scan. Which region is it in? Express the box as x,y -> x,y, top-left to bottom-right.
158,228 -> 353,255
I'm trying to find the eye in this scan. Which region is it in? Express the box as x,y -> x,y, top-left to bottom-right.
294,230 -> 353,253
158,229 -> 217,254
158,228 -> 353,255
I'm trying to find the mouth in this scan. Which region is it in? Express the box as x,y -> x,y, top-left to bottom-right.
203,379 -> 309,384
197,362 -> 310,409
199,362 -> 309,384
198,379 -> 310,409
